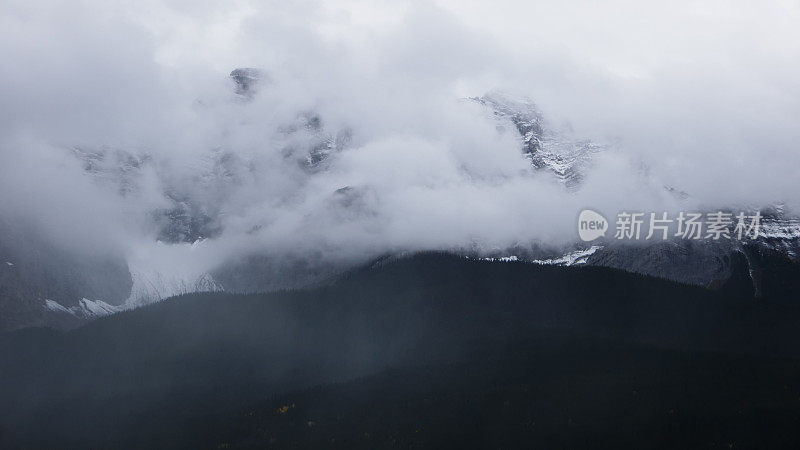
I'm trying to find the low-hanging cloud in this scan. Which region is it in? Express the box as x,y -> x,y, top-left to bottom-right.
1,0 -> 799,282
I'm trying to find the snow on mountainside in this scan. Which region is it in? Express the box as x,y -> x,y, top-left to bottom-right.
482,246 -> 603,267
42,268 -> 221,321
472,91 -> 800,289
45,298 -> 120,319
757,208 -> 800,259
35,238 -> 222,324
120,238 -> 223,309
532,245 -> 603,266
125,262 -> 222,308
57,85 -> 800,297
59,86 -> 800,305
3,71 -> 800,332
471,92 -> 606,189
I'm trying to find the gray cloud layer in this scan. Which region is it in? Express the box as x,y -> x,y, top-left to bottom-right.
1,0 -> 799,275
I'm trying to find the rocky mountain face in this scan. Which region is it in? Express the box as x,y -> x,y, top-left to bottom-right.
471,92 -> 800,294
1,70 -> 798,331
0,68 -> 358,331
578,212 -> 800,294
472,92 -> 605,189
230,67 -> 262,98
0,218 -> 131,331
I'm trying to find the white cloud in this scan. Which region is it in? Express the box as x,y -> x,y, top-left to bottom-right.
1,0 -> 798,272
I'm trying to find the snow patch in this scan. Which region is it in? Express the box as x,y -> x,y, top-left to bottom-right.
124,268 -> 221,309
44,299 -> 70,314
759,218 -> 800,240
482,255 -> 519,262
123,238 -> 222,309
43,239 -> 223,321
532,246 -> 602,266
44,298 -> 121,319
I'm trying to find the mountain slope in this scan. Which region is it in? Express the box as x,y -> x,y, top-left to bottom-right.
214,340 -> 800,449
4,79 -> 800,333
2,253 -> 800,448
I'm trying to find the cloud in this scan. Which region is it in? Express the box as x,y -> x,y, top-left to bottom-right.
1,0 -> 798,279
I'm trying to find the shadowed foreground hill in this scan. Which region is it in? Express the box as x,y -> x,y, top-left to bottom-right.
1,252 -> 800,448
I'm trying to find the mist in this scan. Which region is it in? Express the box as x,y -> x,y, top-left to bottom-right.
2,0 -> 799,284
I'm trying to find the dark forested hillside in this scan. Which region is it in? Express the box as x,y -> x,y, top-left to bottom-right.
2,253 -> 800,449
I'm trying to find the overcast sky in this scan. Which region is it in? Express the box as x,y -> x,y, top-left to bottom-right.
1,0 -> 799,271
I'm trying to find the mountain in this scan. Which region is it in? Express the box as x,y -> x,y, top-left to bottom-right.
230,68 -> 263,98
0,218 -> 132,331
471,93 -> 800,291
2,70 -> 799,332
471,92 -> 605,189
2,253 -> 800,448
